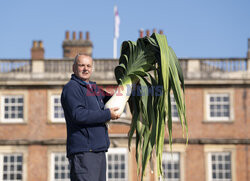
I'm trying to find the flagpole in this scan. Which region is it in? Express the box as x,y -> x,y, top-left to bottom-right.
113,5 -> 120,59
113,37 -> 117,59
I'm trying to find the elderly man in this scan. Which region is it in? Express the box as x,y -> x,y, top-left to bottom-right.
61,54 -> 120,181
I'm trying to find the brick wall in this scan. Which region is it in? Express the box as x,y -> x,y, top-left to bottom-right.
0,85 -> 249,181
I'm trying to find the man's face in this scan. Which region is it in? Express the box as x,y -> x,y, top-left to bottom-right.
73,55 -> 93,82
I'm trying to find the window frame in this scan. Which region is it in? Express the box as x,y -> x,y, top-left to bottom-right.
0,90 -> 28,124
47,90 -> 65,123
204,89 -> 234,122
204,145 -> 236,181
170,94 -> 180,122
207,152 -> 232,181
161,144 -> 186,181
48,146 -> 69,181
162,152 -> 181,181
50,152 -> 70,181
106,148 -> 128,181
50,95 -> 65,123
0,146 -> 28,181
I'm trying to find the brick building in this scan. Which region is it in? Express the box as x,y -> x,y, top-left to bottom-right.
0,30 -> 249,181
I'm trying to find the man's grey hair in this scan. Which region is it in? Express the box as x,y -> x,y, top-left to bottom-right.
73,53 -> 94,70
74,53 -> 91,65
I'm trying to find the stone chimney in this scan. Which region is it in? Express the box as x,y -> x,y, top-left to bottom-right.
139,29 -> 163,37
65,31 -> 70,40
86,31 -> 90,41
73,32 -> 76,40
62,31 -> 93,58
31,40 -> 45,73
31,40 -> 44,60
79,32 -> 83,40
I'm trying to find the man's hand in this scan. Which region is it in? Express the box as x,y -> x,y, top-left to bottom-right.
109,107 -> 121,120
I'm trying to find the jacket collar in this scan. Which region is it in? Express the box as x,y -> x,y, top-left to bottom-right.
71,74 -> 96,87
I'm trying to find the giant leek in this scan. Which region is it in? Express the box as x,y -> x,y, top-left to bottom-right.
105,33 -> 188,180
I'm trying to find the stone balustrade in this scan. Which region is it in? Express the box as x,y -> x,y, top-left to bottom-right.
0,59 -> 31,73
0,58 -> 249,84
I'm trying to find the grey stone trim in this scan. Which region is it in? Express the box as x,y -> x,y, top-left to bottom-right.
1,138 -> 249,146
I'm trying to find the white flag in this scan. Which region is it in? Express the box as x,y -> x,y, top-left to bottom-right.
114,5 -> 120,39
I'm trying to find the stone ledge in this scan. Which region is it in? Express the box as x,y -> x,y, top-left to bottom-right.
0,139 -> 66,145
164,138 -> 250,145
1,138 -> 248,145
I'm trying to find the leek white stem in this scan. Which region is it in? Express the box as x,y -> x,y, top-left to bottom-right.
105,77 -> 132,115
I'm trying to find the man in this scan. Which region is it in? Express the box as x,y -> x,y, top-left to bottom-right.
61,54 -> 120,181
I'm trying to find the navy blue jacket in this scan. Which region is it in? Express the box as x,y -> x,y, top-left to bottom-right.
61,74 -> 112,157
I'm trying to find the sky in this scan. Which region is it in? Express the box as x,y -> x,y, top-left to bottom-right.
0,0 -> 250,59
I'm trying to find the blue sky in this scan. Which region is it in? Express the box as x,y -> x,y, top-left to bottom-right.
0,0 -> 249,59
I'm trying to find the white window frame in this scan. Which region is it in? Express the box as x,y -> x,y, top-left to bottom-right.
0,153 -> 23,180
162,152 -> 181,181
50,152 -> 70,181
0,146 -> 27,181
48,146 -> 68,181
47,90 -> 65,123
170,94 -> 179,122
206,93 -> 230,121
1,95 -> 24,123
207,152 -> 232,181
204,90 -> 234,122
107,148 -> 128,181
0,90 -> 28,124
50,95 -> 65,123
160,144 -> 186,181
204,145 -> 236,181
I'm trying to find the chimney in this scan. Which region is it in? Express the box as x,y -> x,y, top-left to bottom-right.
73,31 -> 76,40
139,29 -> 144,38
79,32 -> 83,40
153,28 -> 157,33
146,30 -> 150,37
63,30 -> 93,58
65,31 -> 70,40
38,41 -> 43,48
33,41 -> 38,48
31,40 -> 44,60
31,40 -> 45,73
86,31 -> 90,41
159,30 -> 163,35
